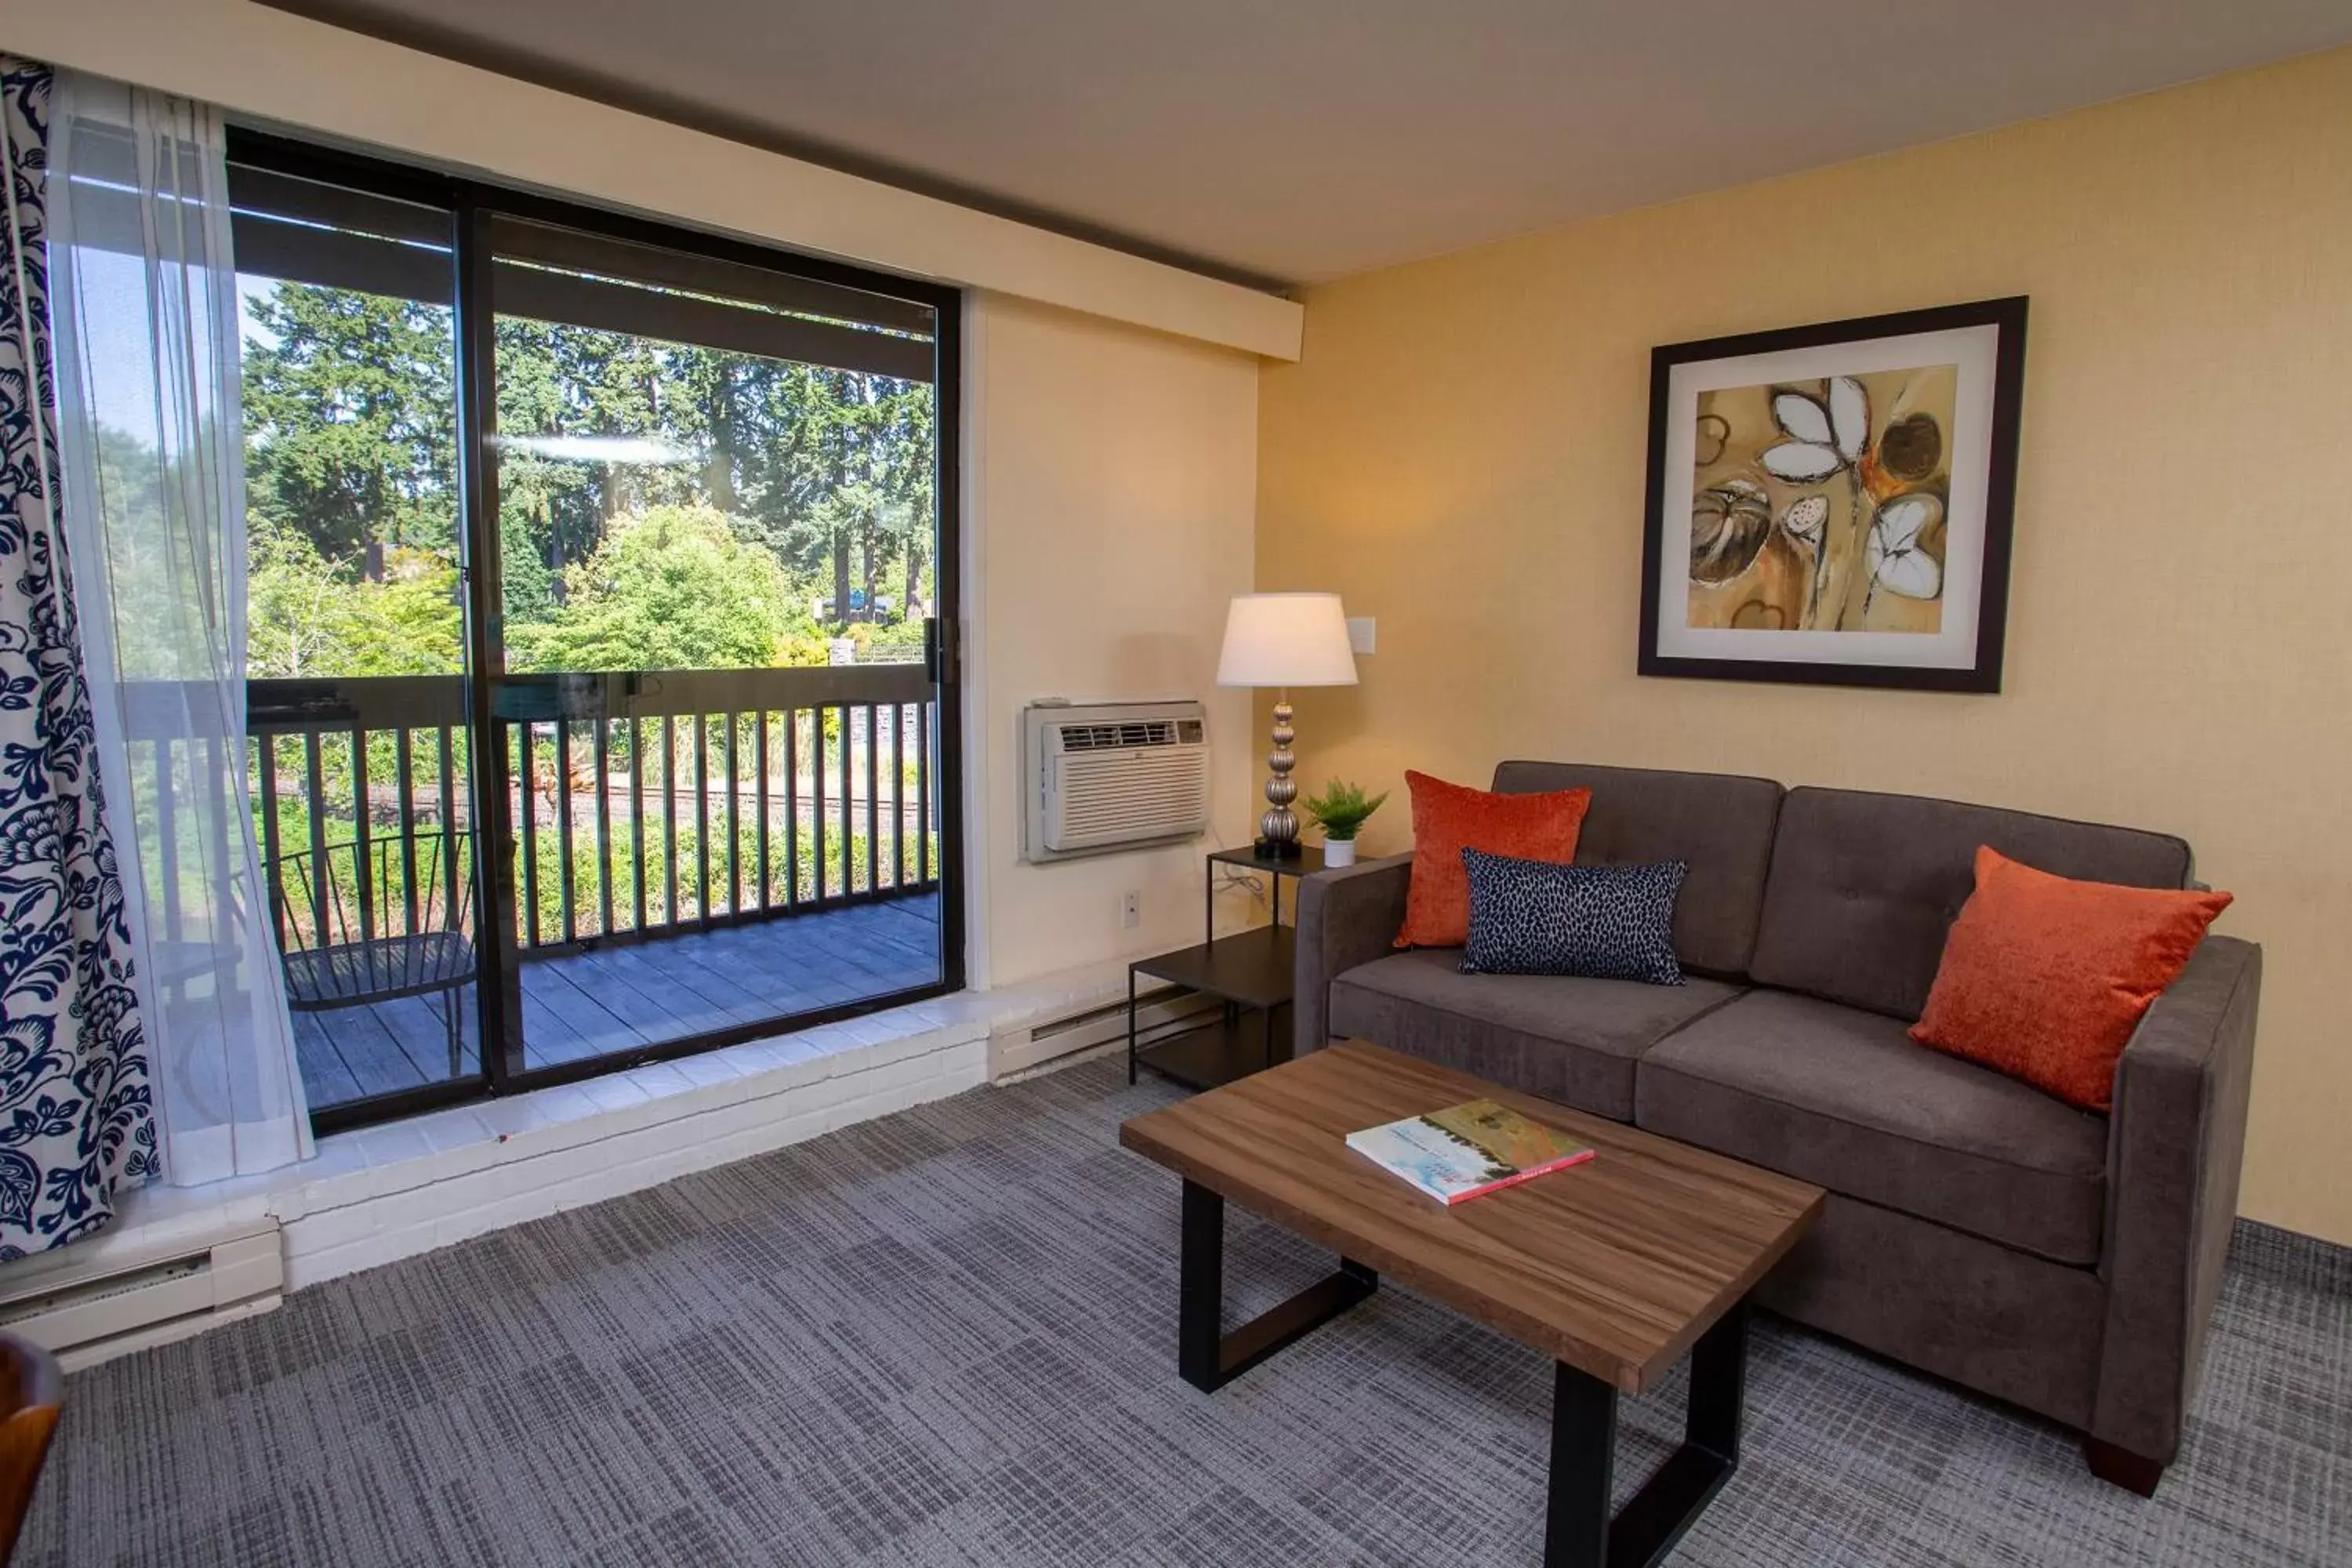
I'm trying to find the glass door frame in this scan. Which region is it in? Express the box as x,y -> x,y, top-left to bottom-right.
229,128 -> 967,1133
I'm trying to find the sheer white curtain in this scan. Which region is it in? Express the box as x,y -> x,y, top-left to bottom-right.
47,74 -> 311,1183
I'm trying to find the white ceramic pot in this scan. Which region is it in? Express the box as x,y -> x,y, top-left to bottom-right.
1323,838 -> 1357,867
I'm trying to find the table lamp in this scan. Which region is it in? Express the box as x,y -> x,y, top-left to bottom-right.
1215,592 -> 1359,858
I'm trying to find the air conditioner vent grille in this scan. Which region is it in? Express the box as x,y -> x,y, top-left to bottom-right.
1057,752 -> 1210,847
1059,720 -> 1178,752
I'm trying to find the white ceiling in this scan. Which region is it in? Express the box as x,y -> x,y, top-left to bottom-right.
278,0 -> 2352,287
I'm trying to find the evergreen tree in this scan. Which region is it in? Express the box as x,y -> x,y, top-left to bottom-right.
238,275 -> 940,673
241,285 -> 457,572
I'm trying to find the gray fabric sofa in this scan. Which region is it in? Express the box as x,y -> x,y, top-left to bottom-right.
1294,760 -> 2259,1496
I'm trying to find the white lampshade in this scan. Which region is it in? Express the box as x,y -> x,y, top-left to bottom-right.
1215,592 -> 1359,688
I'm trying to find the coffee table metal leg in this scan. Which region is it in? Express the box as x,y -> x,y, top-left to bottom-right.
1178,1181 -> 1225,1388
1546,1301 -> 1748,1568
1685,1300 -> 1746,1465
1178,1179 -> 1378,1394
1545,1363 -> 1617,1568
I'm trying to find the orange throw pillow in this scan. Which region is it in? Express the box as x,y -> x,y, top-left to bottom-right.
1909,846 -> 2231,1112
1395,771 -> 1591,949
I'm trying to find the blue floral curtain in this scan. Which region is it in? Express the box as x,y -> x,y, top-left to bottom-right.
0,58 -> 156,1255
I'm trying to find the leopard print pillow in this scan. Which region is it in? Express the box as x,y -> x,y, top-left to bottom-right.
1459,849 -> 1687,985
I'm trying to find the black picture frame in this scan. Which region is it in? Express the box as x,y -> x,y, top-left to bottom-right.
1637,296 -> 2028,693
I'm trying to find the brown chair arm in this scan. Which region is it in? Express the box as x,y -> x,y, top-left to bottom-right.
2089,934 -> 2260,1468
1293,853 -> 1413,1055
0,1331 -> 60,1564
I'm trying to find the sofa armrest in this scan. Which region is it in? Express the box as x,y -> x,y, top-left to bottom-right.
2090,934 -> 2261,1465
1293,853 -> 1413,1055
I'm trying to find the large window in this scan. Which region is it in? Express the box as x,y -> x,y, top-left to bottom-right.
225,133 -> 962,1131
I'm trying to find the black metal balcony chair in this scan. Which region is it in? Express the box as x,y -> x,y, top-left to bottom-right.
273,831 -> 476,1076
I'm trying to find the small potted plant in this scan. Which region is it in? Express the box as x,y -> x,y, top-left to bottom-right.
1301,780 -> 1388,867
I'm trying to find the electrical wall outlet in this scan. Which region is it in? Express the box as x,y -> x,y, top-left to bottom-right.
1347,616 -> 1377,655
1121,890 -> 1141,929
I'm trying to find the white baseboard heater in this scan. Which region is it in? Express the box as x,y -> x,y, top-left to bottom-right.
0,1218 -> 285,1370
993,985 -> 1224,1080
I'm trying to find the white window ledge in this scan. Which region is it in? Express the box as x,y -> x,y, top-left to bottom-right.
74,958 -> 1140,1292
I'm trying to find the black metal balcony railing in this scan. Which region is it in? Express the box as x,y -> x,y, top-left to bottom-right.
123,665 -> 940,981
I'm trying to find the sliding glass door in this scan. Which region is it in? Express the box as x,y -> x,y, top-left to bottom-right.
480,214 -> 951,1078
227,149 -> 484,1112
224,134 -> 961,1129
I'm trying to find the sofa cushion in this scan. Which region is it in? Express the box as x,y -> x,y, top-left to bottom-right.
1491,761 -> 1783,978
1327,948 -> 1744,1121
1636,989 -> 2109,1265
1748,786 -> 2194,1020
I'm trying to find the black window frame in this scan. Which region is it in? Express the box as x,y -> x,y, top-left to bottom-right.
226,125 -> 967,1135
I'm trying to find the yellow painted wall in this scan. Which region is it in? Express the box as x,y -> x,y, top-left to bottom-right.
1257,47 -> 2352,1243
966,294 -> 1265,988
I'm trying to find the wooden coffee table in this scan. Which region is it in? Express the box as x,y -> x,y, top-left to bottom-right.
1119,1040 -> 1824,1568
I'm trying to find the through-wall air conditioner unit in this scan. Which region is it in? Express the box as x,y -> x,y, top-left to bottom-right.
1024,699 -> 1210,861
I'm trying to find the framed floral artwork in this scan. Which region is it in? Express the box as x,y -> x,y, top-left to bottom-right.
1638,297 -> 2027,692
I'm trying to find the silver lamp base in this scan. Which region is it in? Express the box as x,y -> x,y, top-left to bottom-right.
1255,693 -> 1302,858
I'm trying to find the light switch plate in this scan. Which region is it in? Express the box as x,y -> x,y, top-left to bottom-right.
1346,616 -> 1376,655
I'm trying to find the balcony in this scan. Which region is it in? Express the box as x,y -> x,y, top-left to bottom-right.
289,892 -> 944,1105
130,662 -> 946,1122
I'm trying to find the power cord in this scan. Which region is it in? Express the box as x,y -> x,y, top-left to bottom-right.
1205,824 -> 1269,915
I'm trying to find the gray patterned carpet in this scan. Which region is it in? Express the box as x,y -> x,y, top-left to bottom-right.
20,1058 -> 2350,1566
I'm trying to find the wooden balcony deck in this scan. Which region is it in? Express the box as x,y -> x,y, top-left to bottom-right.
289,891 -> 943,1110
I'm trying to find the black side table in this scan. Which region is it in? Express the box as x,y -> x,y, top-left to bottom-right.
1129,846 -> 1323,1091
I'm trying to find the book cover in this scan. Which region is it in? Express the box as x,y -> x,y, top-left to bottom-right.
1345,1098 -> 1594,1205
